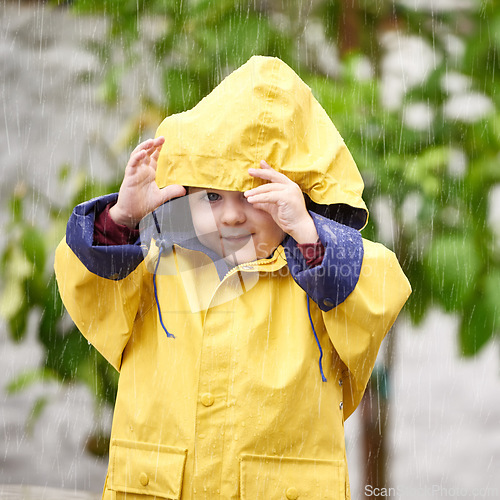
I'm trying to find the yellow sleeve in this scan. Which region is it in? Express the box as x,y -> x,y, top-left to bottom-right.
54,237 -> 147,372
324,239 -> 411,418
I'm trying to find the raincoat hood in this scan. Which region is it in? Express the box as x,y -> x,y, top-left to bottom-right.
156,56 -> 368,230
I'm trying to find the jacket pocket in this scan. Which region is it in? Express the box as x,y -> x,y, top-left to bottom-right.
240,454 -> 345,499
108,439 -> 187,499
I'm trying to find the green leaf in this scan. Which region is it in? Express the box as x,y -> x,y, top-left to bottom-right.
26,396 -> 50,436
424,234 -> 481,311
206,14 -> 276,66
8,194 -> 24,222
162,68 -> 204,114
6,368 -> 59,395
7,301 -> 30,342
4,247 -> 32,281
21,226 -> 46,273
461,268 -> 500,356
482,269 -> 500,327
43,327 -> 93,381
404,257 -> 432,325
0,277 -> 26,321
404,146 -> 450,196
460,297 -> 496,356
77,352 -> 103,400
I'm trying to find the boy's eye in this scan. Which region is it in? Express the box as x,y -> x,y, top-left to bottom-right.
206,192 -> 221,202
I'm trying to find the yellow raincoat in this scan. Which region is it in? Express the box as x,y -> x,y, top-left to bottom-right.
55,56 -> 411,499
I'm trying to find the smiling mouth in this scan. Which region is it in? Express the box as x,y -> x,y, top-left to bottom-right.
221,234 -> 254,249
222,234 -> 252,243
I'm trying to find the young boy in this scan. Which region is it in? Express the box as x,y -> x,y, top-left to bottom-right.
55,56 -> 411,499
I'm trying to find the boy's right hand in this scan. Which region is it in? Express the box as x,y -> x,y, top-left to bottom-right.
109,137 -> 186,229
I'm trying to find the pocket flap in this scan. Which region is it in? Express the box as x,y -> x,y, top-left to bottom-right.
109,439 -> 187,499
240,454 -> 345,499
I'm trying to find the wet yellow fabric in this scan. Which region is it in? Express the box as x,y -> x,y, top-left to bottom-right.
55,56 -> 411,499
56,239 -> 409,499
155,56 -> 368,226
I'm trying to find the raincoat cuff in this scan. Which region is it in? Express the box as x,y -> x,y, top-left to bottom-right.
284,212 -> 364,311
66,193 -> 144,280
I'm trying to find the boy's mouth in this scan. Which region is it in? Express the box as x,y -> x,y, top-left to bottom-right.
223,233 -> 252,241
221,233 -> 253,246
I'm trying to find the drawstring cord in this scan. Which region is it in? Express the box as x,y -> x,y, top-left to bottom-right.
153,244 -> 175,339
307,295 -> 327,382
151,209 -> 175,338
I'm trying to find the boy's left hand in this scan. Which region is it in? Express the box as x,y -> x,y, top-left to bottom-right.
245,161 -> 319,244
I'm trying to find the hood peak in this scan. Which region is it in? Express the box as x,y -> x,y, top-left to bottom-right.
156,55 -> 368,230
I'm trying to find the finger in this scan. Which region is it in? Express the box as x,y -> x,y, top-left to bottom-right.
248,201 -> 273,214
132,137 -> 164,157
159,184 -> 186,203
244,183 -> 286,198
131,138 -> 156,155
248,163 -> 291,184
128,149 -> 148,168
146,136 -> 165,154
128,138 -> 164,170
150,141 -> 164,163
245,191 -> 286,205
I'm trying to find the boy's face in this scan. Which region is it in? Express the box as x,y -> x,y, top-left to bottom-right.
188,187 -> 285,266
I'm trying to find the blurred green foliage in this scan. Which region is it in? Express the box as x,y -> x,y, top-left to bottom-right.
1,0 -> 500,453
0,173 -> 119,449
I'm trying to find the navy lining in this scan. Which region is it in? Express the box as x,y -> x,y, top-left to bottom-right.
66,193 -> 144,280
284,211 -> 364,312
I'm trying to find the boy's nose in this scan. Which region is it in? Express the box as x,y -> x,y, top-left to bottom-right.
220,199 -> 247,225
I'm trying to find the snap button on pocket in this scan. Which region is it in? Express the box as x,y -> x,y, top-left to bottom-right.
139,472 -> 149,486
201,393 -> 214,407
109,439 -> 187,499
240,454 -> 344,499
